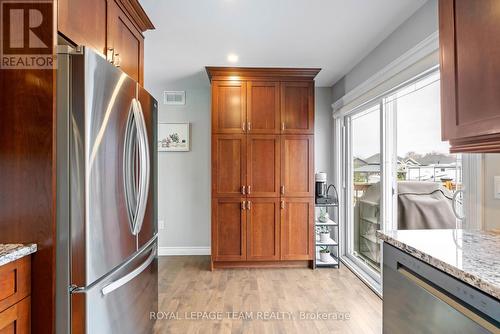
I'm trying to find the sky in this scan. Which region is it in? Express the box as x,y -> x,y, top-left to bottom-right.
351,76 -> 450,160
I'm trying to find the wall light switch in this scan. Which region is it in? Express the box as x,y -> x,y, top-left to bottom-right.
494,176 -> 500,199
159,220 -> 165,230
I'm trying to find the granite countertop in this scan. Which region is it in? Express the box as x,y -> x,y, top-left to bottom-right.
0,244 -> 37,266
377,229 -> 499,300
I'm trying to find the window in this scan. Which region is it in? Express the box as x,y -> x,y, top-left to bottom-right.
341,69 -> 463,290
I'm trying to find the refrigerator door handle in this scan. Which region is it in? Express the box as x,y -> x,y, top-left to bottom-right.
132,100 -> 150,235
101,248 -> 156,296
124,99 -> 141,234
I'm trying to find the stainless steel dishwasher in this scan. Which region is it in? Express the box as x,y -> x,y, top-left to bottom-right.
383,243 -> 500,334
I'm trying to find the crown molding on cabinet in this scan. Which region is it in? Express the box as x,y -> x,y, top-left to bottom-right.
205,67 -> 321,82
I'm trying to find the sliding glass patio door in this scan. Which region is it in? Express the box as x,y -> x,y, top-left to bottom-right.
344,103 -> 385,282
339,69 -> 464,292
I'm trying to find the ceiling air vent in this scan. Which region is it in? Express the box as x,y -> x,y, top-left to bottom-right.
164,91 -> 186,105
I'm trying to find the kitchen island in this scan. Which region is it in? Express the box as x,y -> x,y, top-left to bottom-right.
377,229 -> 499,334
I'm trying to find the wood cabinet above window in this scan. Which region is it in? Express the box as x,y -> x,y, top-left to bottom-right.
440,0 -> 500,152
58,0 -> 154,85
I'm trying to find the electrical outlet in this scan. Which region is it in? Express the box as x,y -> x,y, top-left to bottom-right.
158,220 -> 165,230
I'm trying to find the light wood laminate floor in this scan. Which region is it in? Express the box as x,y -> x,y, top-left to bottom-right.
154,256 -> 381,334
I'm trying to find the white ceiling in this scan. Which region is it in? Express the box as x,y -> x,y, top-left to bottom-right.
141,0 -> 427,88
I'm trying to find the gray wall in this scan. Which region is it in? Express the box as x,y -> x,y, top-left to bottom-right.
150,85 -> 333,251
315,87 -> 334,178
332,0 -> 438,101
155,85 -> 212,250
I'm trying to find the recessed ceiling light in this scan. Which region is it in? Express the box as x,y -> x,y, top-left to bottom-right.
227,53 -> 239,63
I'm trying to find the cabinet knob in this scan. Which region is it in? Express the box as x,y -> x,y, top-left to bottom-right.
242,122 -> 246,132
247,185 -> 251,194
242,186 -> 246,195
281,200 -> 285,209
247,122 -> 251,131
247,201 -> 251,210
281,122 -> 285,131
280,185 -> 285,195
241,200 -> 246,210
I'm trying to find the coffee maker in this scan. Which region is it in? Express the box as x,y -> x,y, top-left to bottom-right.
315,172 -> 338,205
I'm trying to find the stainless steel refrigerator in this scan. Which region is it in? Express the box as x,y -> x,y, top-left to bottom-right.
56,45 -> 158,334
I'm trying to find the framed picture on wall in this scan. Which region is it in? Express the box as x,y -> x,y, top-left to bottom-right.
158,123 -> 190,152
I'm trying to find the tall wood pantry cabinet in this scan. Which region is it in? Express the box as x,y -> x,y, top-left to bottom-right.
206,67 -> 320,269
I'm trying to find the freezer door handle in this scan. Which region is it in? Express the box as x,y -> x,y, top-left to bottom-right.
101,248 -> 156,296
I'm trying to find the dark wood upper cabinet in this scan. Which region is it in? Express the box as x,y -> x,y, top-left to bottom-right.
280,82 -> 314,134
58,0 -> 154,85
212,81 -> 247,134
246,198 -> 280,261
212,198 -> 246,261
58,0 -> 107,54
440,0 -> 500,152
281,135 -> 314,197
280,198 -> 314,261
247,81 -> 280,134
212,135 -> 246,197
247,135 -> 280,198
107,0 -> 144,84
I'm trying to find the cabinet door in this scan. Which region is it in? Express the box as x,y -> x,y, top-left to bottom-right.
280,82 -> 314,134
247,81 -> 280,134
281,198 -> 314,260
58,0 -> 107,55
246,198 -> 280,261
212,135 -> 246,197
212,198 -> 246,261
281,135 -> 314,197
440,0 -> 500,143
107,0 -> 144,84
0,296 -> 30,333
212,81 -> 247,134
247,135 -> 280,197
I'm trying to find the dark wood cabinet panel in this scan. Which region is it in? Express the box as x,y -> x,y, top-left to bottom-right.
107,0 -> 144,84
246,198 -> 280,261
440,0 -> 500,151
247,81 -> 280,134
0,257 -> 30,313
0,297 -> 30,334
212,198 -> 246,261
212,135 -> 246,197
281,135 -> 314,197
281,198 -> 314,260
280,82 -> 314,134
58,0 -> 107,55
212,81 -> 247,134
247,135 -> 280,197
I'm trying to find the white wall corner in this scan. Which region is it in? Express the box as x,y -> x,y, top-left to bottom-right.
158,246 -> 211,256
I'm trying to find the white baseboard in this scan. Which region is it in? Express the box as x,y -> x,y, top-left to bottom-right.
158,246 -> 211,256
